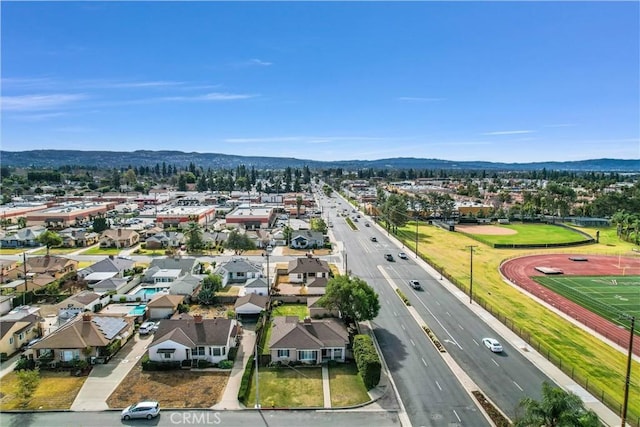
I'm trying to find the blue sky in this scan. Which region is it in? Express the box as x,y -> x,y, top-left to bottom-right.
2,1 -> 638,163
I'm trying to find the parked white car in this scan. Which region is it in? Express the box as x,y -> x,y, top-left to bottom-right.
138,321 -> 156,335
121,401 -> 160,420
482,337 -> 503,353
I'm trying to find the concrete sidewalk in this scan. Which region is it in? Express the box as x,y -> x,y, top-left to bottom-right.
0,353 -> 21,379
71,334 -> 150,411
321,364 -> 331,408
212,328 -> 256,410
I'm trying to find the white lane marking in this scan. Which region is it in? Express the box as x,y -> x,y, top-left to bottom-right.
492,359 -> 499,367
513,381 -> 523,391
412,291 -> 463,350
453,409 -> 461,422
422,357 -> 428,367
446,311 -> 451,316
472,338 -> 479,346
393,311 -> 398,317
458,324 -> 464,330
410,339 -> 415,347
435,380 -> 442,391
401,324 -> 406,331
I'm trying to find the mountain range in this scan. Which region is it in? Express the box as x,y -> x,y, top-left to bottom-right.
1,150 -> 638,172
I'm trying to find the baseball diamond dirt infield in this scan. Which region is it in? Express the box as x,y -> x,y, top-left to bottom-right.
500,254 -> 640,356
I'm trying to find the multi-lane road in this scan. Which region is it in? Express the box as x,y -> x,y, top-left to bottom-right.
320,193 -> 553,426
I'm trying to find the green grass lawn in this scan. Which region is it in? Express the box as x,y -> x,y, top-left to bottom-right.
328,362 -> 370,407
78,246 -> 123,255
396,222 -> 640,421
272,303 -> 309,320
0,248 -> 31,255
247,367 -> 323,408
533,275 -> 640,329
464,223 -> 589,246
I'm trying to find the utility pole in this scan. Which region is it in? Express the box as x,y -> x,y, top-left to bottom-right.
621,315 -> 635,427
467,245 -> 477,304
415,219 -> 419,259
22,252 -> 28,306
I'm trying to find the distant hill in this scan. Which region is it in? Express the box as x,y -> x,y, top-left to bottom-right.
0,150 -> 638,172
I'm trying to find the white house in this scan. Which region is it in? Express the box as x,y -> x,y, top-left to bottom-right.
234,293 -> 269,317
148,315 -> 238,365
215,258 -> 262,287
286,256 -> 331,285
290,231 -> 324,249
56,291 -> 108,319
241,277 -> 269,297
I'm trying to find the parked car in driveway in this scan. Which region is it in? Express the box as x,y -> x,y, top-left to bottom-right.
398,252 -> 408,259
138,321 -> 156,335
121,401 -> 160,420
482,337 -> 503,353
409,280 -> 422,290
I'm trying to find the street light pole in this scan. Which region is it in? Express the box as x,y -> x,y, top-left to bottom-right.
415,219 -> 418,259
621,315 -> 635,427
467,245 -> 477,304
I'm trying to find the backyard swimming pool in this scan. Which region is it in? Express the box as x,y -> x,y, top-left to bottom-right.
128,304 -> 147,316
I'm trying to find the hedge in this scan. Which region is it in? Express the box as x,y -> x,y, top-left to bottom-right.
237,355 -> 255,405
141,354 -> 181,371
353,334 -> 381,390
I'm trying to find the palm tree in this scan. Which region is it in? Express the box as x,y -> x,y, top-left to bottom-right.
515,382 -> 600,427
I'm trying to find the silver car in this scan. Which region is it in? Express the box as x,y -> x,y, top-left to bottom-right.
482,338 -> 503,353
121,401 -> 160,420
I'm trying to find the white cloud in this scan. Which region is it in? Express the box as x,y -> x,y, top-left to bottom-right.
161,92 -> 258,102
249,59 -> 272,66
1,93 -> 87,111
482,130 -> 534,136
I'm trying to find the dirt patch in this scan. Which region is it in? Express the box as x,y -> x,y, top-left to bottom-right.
456,224 -> 517,235
107,362 -> 229,409
188,304 -> 235,318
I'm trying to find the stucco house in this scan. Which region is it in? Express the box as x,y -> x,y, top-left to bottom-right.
143,257 -> 200,283
234,293 -> 269,318
268,316 -> 349,364
29,313 -> 133,366
0,226 -> 46,248
0,259 -> 19,283
148,315 -> 238,365
0,313 -> 40,357
145,231 -> 185,250
24,255 -> 78,279
241,277 -> 269,296
286,257 -> 331,285
146,294 -> 185,320
216,258 -> 262,287
290,231 -> 324,249
58,228 -> 100,248
56,291 -> 109,319
78,256 -> 135,282
99,228 -> 140,248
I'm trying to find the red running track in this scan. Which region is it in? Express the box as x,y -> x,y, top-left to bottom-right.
500,254 -> 640,357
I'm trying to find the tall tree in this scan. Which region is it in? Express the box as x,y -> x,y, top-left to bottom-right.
515,382 -> 600,427
223,229 -> 256,255
36,230 -> 63,256
184,221 -> 204,252
319,275 -> 380,322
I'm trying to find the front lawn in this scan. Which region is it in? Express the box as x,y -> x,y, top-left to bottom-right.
246,366 -> 323,408
0,370 -> 88,410
79,246 -> 123,255
329,362 -> 370,407
107,362 -> 229,408
272,303 -> 308,320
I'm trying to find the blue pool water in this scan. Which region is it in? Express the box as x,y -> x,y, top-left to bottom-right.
129,304 -> 147,316
132,288 -> 159,299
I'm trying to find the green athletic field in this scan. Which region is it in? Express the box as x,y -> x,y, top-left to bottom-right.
471,223 -> 590,246
533,275 -> 640,330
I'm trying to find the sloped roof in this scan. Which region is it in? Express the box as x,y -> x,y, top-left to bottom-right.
149,257 -> 198,276
151,317 -> 236,347
287,257 -> 330,274
269,316 -> 348,350
0,314 -> 39,340
92,277 -> 129,291
31,315 -> 129,349
68,290 -> 101,305
146,294 -> 184,308
82,257 -> 134,275
218,258 -> 261,274
307,277 -> 328,288
234,293 -> 268,310
25,256 -> 77,274
245,277 -> 268,288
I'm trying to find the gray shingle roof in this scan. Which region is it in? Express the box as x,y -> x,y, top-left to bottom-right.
151,318 -> 236,347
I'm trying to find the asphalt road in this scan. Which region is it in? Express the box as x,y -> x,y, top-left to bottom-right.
0,410 -> 401,427
323,192 -> 552,422
325,198 -> 490,427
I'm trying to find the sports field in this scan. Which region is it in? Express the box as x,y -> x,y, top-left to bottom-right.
533,275 -> 640,331
456,223 -> 589,245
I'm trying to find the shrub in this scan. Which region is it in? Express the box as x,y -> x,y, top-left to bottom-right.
227,346 -> 238,361
14,357 -> 36,371
395,288 -> 411,306
141,354 -> 181,371
218,360 -> 233,369
119,296 -> 127,303
237,355 -> 255,405
352,334 -> 381,390
197,359 -> 210,369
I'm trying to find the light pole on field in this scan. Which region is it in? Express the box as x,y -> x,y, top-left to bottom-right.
467,245 -> 477,304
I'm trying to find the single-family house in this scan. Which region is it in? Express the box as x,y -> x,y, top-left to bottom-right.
168,274 -> 201,298
56,291 -> 108,319
286,257 -> 331,285
146,294 -> 185,320
216,258 -> 262,287
78,256 -> 135,281
241,277 -> 269,296
29,313 -> 133,366
58,228 -> 100,248
0,314 -> 40,357
91,277 -> 131,294
269,316 -> 349,364
24,255 -> 78,279
234,293 -> 269,318
99,228 -> 140,248
148,315 -> 238,365
143,257 -> 200,283
290,230 -> 324,250
145,231 -> 185,250
1,274 -> 56,295
0,226 -> 47,248
0,295 -> 13,316
0,259 -> 19,283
